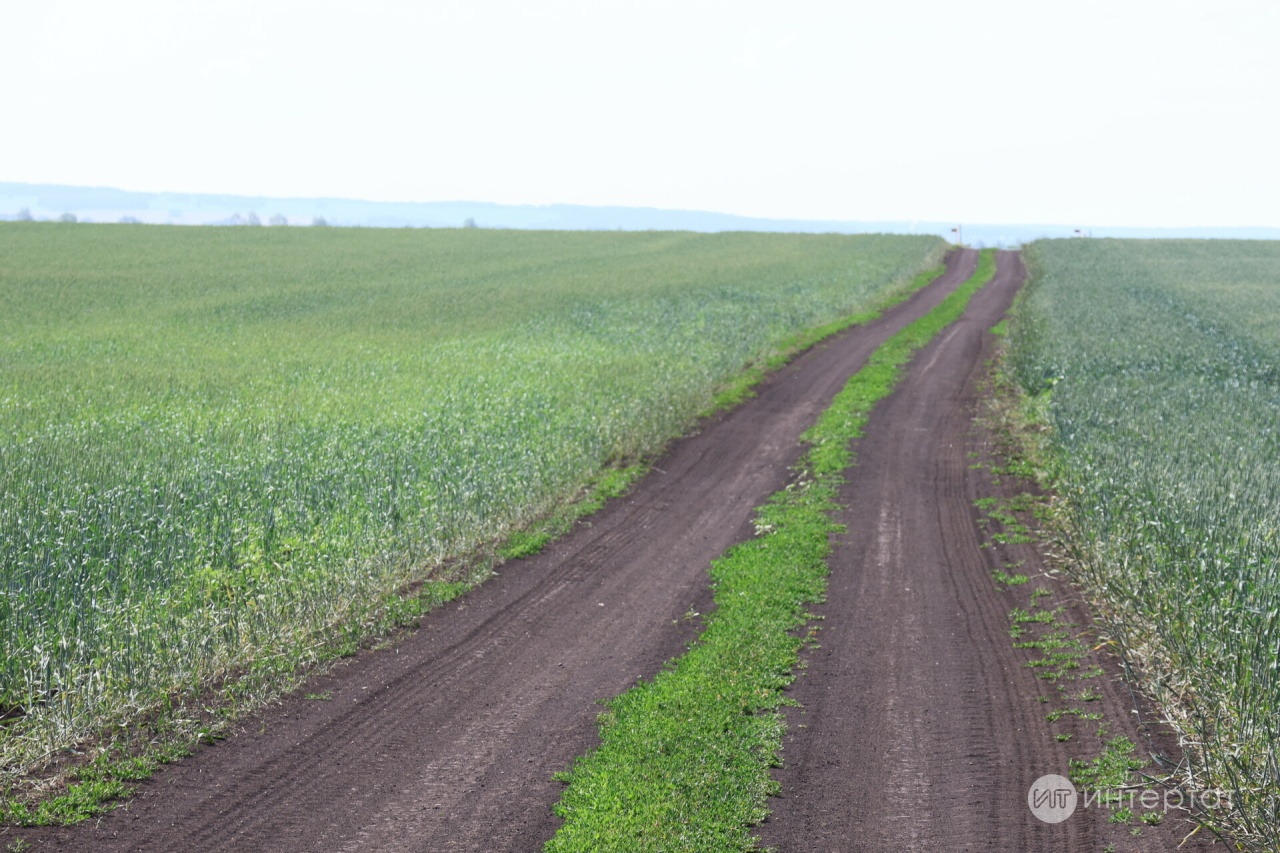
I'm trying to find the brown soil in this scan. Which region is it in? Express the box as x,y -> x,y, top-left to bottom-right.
754,252 -> 1217,852
13,252 -> 981,853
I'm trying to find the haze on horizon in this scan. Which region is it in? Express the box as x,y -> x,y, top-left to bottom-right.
4,0 -> 1277,229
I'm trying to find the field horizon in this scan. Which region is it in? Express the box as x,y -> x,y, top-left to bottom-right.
5,181 -> 1279,244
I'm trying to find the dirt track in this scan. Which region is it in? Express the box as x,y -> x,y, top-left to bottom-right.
756,252 -> 1214,851
21,253 -> 978,852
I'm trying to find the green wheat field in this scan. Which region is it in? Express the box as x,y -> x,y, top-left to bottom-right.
1010,238 -> 1280,846
0,223 -> 942,775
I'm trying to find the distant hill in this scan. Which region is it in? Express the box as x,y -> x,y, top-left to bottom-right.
2,182 -> 1277,244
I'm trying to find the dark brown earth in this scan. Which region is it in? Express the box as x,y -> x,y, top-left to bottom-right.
15,253 -> 981,853
755,252 -> 1217,852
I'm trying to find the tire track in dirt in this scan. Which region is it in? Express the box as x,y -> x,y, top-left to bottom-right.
22,251 -> 978,853
755,252 -> 1216,851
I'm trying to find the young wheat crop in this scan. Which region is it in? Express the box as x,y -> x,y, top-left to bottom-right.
0,223 -> 943,782
1008,238 -> 1280,849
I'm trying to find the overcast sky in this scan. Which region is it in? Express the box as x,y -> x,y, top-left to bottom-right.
4,0 -> 1277,227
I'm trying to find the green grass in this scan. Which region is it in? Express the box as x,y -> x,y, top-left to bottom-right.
1006,238 -> 1280,850
545,251 -> 997,852
1,742 -> 191,825
1070,733 -> 1145,797
0,222 -> 944,806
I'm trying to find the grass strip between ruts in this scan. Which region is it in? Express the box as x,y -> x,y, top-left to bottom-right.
545,250 -> 998,852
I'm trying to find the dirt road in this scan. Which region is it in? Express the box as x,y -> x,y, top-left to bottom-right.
21,249 -> 1216,852
23,253 -> 978,853
755,252 -> 1213,851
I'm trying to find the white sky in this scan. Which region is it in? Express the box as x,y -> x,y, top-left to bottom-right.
4,0 -> 1277,226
